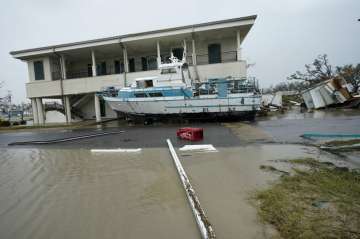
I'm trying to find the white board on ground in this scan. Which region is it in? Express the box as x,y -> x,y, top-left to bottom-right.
179,144 -> 217,152
91,148 -> 142,153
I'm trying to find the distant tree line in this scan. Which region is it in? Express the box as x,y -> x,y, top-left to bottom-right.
265,54 -> 360,93
263,81 -> 308,93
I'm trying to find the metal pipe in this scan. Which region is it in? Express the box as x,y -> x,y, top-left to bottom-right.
166,139 -> 216,239
8,131 -> 124,146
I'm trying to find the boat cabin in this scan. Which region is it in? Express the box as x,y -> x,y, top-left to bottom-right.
130,58 -> 192,89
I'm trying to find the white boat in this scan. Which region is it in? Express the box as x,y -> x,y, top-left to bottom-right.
102,57 -> 261,121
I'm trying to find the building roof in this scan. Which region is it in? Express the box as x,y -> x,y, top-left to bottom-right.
10,15 -> 256,59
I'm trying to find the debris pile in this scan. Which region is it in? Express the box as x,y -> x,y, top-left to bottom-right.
301,78 -> 352,109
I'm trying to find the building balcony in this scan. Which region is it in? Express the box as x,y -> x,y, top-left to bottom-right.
26,59 -> 246,99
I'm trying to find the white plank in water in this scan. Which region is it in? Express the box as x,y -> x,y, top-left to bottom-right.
91,148 -> 142,153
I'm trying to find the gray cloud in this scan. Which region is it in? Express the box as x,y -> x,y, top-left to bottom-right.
1,0 -> 359,103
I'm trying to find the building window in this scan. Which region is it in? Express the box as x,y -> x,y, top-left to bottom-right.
34,61 -> 45,80
208,44 -> 221,64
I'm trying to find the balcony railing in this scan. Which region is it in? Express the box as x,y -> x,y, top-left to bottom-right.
50,51 -> 239,80
196,51 -> 237,65
66,65 -> 122,79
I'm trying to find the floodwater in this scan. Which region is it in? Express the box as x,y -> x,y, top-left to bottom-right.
0,109 -> 359,239
257,108 -> 360,143
0,143 -> 333,239
0,148 -> 199,239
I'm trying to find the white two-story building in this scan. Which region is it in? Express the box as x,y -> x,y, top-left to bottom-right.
10,15 -> 256,124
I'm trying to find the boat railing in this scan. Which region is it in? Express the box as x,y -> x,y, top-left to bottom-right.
193,77 -> 259,96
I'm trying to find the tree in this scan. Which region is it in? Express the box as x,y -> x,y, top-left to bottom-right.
269,81 -> 308,93
336,64 -> 360,93
288,54 -> 334,85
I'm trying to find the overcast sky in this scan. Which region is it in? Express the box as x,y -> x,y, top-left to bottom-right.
1,0 -> 359,103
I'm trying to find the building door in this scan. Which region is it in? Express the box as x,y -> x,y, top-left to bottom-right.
129,58 -> 135,72
87,64 -> 92,77
100,98 -> 106,117
172,48 -> 183,60
141,57 -> 147,71
100,62 -> 107,75
120,62 -> 124,73
114,60 -> 121,74
208,44 -> 221,64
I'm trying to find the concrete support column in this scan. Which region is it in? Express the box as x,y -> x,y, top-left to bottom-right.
236,30 -> 242,61
65,95 -> 71,123
36,98 -> 44,125
31,98 -> 39,125
94,94 -> 101,123
191,39 -> 197,65
91,49 -> 97,76
182,39 -> 187,62
156,40 -> 161,68
122,46 -> 129,86
60,55 -> 67,79
123,47 -> 129,73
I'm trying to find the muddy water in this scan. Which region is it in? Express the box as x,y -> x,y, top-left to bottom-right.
0,143 -> 327,239
0,148 -> 198,239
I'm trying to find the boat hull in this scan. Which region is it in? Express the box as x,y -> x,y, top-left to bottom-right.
124,111 -> 257,122
104,94 -> 261,121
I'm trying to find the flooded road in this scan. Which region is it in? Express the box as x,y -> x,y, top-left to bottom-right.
0,148 -> 199,239
0,109 -> 359,238
257,108 -> 360,143
0,144 -> 332,239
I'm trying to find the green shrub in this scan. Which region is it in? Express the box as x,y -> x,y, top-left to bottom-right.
0,120 -> 11,127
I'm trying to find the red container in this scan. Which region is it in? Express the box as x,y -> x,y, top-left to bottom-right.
176,127 -> 203,141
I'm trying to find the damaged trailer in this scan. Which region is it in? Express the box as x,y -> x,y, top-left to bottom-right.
301,78 -> 352,110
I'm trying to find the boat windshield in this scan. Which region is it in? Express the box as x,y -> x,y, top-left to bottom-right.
136,80 -> 153,88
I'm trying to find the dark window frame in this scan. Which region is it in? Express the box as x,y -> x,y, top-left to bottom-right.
134,92 -> 148,98
149,92 -> 163,97
114,60 -> 121,74
129,58 -> 135,72
34,60 -> 45,80
141,57 -> 148,71
208,43 -> 222,64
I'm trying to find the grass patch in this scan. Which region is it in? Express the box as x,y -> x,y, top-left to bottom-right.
260,165 -> 290,175
324,139 -> 360,147
254,158 -> 360,239
321,139 -> 360,152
